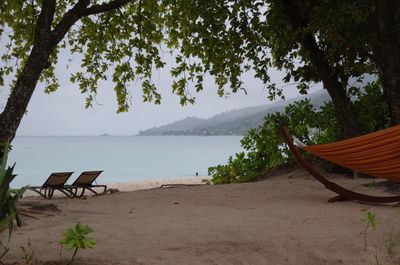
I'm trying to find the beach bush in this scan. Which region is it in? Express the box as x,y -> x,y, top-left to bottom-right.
207,98 -> 337,184
207,82 -> 389,184
207,81 -> 390,184
59,222 -> 96,265
0,142 -> 26,263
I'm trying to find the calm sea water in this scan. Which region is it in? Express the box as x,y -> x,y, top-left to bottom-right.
8,136 -> 243,188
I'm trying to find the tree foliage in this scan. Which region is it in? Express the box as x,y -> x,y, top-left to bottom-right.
0,0 -> 399,143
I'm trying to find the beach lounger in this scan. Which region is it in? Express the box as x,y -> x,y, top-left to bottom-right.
28,172 -> 74,199
281,126 -> 400,205
67,170 -> 107,198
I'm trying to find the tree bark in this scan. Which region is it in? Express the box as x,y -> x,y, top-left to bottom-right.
374,0 -> 400,125
299,33 -> 360,139
280,0 -> 360,139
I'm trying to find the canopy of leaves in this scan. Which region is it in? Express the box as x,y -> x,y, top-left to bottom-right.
0,0 -> 266,113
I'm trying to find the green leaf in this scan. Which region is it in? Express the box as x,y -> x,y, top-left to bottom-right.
59,222 -> 96,262
66,240 -> 76,250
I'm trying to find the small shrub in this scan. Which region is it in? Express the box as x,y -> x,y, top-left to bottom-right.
59,222 -> 96,265
0,142 -> 26,263
208,98 -> 337,184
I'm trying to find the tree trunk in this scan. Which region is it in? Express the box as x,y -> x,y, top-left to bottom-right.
374,0 -> 400,125
280,0 -> 360,139
300,34 -> 360,139
0,46 -> 53,143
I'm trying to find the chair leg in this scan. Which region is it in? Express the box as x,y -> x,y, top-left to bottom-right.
47,189 -> 55,199
27,188 -> 47,199
78,188 -> 86,198
58,188 -> 76,198
87,188 -> 98,195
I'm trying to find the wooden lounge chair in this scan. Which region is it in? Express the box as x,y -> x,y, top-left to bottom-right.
280,126 -> 400,205
66,170 -> 107,198
28,172 -> 74,199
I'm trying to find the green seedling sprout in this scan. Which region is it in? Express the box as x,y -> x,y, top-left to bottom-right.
360,212 -> 377,251
59,223 -> 96,265
387,233 -> 400,255
387,209 -> 400,255
18,239 -> 36,264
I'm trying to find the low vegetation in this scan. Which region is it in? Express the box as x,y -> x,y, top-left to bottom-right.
208,82 -> 389,184
361,212 -> 377,251
59,223 -> 96,265
0,143 -> 26,264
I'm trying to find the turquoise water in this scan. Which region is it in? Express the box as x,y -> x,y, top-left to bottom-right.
8,136 -> 243,188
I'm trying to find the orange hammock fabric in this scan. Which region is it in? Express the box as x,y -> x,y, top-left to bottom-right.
299,125 -> 400,182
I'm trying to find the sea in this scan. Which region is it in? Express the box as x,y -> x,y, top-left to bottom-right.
8,136 -> 244,188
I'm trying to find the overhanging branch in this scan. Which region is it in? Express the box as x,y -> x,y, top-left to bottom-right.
52,0 -> 136,43
82,0 -> 135,16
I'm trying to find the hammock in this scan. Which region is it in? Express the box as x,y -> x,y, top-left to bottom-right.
280,126 -> 400,205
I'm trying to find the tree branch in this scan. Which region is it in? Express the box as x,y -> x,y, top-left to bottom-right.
51,0 -> 91,43
52,0 -> 135,44
82,0 -> 135,16
35,0 -> 56,38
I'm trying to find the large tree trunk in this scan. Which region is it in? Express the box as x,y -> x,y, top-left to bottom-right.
280,0 -> 360,139
0,46 -> 53,143
374,0 -> 400,125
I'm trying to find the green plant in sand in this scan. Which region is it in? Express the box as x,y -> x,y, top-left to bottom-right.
387,232 -> 400,255
59,222 -> 96,265
360,211 -> 377,251
0,142 -> 26,264
18,239 -> 37,265
387,210 -> 400,255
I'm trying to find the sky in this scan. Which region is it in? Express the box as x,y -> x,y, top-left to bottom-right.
1,50 -> 321,136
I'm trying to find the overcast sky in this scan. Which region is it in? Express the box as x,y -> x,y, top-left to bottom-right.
0,50 -> 322,136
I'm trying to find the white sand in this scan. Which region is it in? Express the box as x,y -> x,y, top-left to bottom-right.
8,167 -> 400,265
107,176 -> 211,191
22,176 -> 212,197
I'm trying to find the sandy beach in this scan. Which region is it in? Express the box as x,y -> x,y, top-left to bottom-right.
6,165 -> 400,265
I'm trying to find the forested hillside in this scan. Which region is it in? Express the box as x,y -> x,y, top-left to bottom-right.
138,90 -> 330,136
